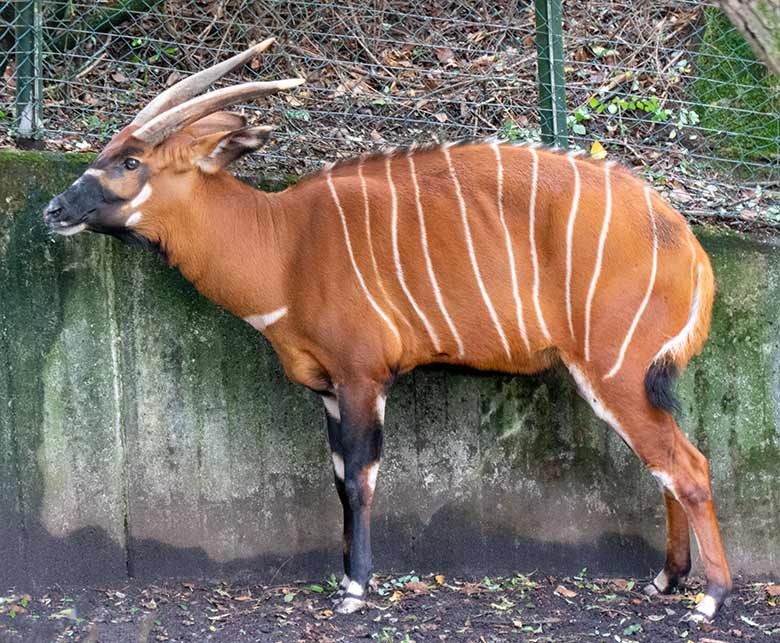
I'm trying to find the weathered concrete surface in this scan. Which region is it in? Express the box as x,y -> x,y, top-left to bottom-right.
0,150 -> 778,589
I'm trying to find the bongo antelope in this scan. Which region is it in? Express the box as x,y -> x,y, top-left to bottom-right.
43,40 -> 730,622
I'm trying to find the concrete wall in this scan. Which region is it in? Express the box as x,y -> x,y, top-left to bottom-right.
1,150 -> 778,589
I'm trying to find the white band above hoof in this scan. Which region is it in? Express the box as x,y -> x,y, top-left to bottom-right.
336,596 -> 366,614
694,594 -> 718,623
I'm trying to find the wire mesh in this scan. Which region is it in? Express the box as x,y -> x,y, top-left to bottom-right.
1,0 -> 778,227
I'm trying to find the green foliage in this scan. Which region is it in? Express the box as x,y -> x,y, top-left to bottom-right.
498,119 -> 540,143
692,8 -> 780,163
568,90 -> 699,140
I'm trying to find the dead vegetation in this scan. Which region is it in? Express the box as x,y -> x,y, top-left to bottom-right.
1,1 -> 778,228
1,572 -> 778,642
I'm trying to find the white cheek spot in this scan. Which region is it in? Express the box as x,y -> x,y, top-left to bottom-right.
365,461 -> 380,493
567,364 -> 634,451
125,211 -> 143,226
322,396 -> 340,422
331,453 -> 345,481
375,393 -> 386,425
130,183 -> 152,208
345,581 -> 364,597
696,594 -> 717,619
243,307 -> 288,331
55,223 -> 87,236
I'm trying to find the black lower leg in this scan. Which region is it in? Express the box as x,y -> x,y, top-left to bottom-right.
343,429 -> 382,593
326,411 -> 352,583
338,384 -> 385,603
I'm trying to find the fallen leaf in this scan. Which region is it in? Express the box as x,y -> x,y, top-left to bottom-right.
436,47 -> 455,63
740,615 -> 760,628
388,590 -> 403,602
590,141 -> 608,160
766,584 -> 780,597
405,581 -> 429,594
433,112 -> 448,123
670,189 -> 693,204
609,578 -> 628,591
554,585 -> 577,599
165,72 -> 183,87
463,582 -> 481,595
574,46 -> 590,62
435,575 -> 445,585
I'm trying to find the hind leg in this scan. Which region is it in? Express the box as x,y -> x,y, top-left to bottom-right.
565,360 -> 731,622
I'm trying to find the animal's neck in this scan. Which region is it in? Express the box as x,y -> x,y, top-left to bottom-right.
159,172 -> 289,321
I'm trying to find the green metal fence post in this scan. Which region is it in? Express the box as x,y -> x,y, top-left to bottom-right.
534,0 -> 568,148
14,0 -> 44,144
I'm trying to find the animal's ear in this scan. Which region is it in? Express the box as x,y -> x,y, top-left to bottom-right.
186,111 -> 247,138
190,125 -> 273,173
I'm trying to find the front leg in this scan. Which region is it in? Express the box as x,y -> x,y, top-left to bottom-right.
322,394 -> 353,593
325,381 -> 386,614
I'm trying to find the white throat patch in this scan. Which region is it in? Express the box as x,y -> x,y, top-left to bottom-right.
244,307 -> 288,331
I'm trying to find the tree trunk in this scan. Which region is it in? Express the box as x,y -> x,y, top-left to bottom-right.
717,0 -> 780,75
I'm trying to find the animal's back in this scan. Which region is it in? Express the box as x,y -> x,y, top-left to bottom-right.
316,141 -> 712,380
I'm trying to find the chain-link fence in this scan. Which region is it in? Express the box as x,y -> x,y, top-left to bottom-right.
2,0 -> 778,227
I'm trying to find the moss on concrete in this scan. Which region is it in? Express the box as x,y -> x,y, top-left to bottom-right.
1,150 -> 778,584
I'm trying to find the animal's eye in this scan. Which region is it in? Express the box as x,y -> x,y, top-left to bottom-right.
124,157 -> 140,170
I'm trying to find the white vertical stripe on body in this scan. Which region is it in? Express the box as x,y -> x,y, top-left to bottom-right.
492,143 -> 530,353
584,163 -> 614,362
326,171 -> 401,342
605,187 -> 659,379
386,157 -> 442,352
528,148 -> 552,342
568,363 -> 634,451
443,146 -> 512,360
653,263 -> 703,364
565,155 -> 581,340
358,159 -> 414,332
408,152 -> 465,357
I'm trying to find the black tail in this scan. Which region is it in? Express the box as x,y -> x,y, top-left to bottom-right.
645,361 -> 680,414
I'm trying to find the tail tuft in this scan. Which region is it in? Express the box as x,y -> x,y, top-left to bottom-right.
645,361 -> 680,414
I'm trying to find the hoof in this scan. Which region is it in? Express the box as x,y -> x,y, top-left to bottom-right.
681,610 -> 711,625
644,582 -> 660,597
336,596 -> 367,614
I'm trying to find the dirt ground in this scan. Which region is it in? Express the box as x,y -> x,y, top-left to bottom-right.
1,571 -> 778,643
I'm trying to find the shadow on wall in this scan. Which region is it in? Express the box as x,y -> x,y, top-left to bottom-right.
0,504 -> 663,590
